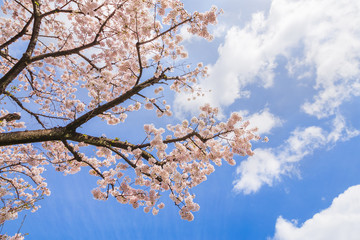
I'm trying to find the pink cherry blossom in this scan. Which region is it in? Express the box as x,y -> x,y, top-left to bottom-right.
0,0 -> 263,238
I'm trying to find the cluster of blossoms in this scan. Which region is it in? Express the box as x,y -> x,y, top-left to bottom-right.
42,104 -> 258,221
0,0 -> 261,238
0,144 -> 50,228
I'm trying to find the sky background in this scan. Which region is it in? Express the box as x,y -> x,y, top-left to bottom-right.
5,0 -> 360,239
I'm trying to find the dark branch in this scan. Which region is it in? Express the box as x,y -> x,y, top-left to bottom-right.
0,16 -> 34,51
0,127 -> 66,146
0,113 -> 21,122
106,146 -> 137,169
0,0 -> 42,94
29,6 -> 120,63
65,74 -> 166,130
5,91 -> 46,128
139,18 -> 191,46
62,139 -> 105,179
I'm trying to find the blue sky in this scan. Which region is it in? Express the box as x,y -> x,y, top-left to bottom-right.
5,0 -> 360,239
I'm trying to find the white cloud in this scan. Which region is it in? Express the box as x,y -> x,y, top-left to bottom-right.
175,0 -> 360,118
238,108 -> 283,135
175,0 -> 360,196
176,0 -> 360,198
234,148 -> 282,195
233,114 -> 359,194
175,15 -> 276,115
272,185 -> 360,240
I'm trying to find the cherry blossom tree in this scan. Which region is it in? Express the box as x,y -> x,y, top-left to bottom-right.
0,0 -> 260,238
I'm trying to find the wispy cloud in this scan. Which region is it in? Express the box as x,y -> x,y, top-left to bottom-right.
234,114 -> 359,194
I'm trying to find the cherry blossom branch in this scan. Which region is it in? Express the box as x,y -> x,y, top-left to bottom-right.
134,130 -> 229,149
105,145 -> 137,169
134,16 -> 192,85
0,16 -> 34,51
0,113 -> 21,122
138,18 -> 191,46
3,168 -> 39,186
0,176 -> 20,199
0,1 -> 239,229
65,72 -> 169,130
134,42 -> 143,86
61,139 -> 105,179
0,128 -> 157,165
13,0 -> 32,14
67,132 -> 157,163
0,128 -> 66,146
77,52 -> 101,71
0,2 -> 123,94
0,0 -> 41,94
0,163 -> 23,171
134,12 -> 143,86
31,3 -> 122,62
5,91 -> 46,128
30,41 -> 99,62
41,9 -> 83,18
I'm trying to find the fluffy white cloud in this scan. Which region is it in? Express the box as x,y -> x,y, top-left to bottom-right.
234,148 -> 282,194
238,108 -> 283,135
176,0 -> 360,198
174,14 -> 275,115
233,115 -> 359,194
176,0 -> 360,195
175,0 -> 360,118
272,185 -> 360,240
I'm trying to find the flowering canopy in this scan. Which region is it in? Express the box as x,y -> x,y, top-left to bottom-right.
0,0 -> 259,237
